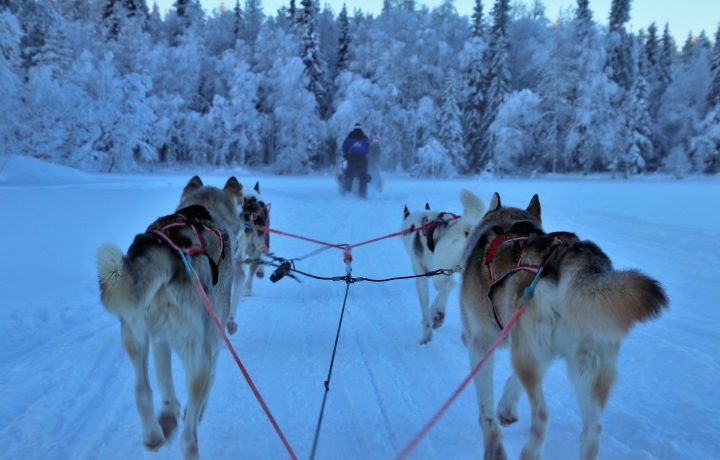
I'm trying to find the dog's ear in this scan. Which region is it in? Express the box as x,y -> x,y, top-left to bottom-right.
526,194 -> 541,221
460,189 -> 485,217
488,192 -> 501,212
254,181 -> 260,193
182,176 -> 203,199
403,205 -> 410,219
224,176 -> 243,199
425,202 -> 430,210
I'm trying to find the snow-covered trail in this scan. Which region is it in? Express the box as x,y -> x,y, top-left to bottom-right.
0,165 -> 718,459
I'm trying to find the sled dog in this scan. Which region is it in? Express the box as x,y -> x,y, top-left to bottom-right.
235,181 -> 270,300
96,176 -> 243,460
460,193 -> 668,460
401,189 -> 485,344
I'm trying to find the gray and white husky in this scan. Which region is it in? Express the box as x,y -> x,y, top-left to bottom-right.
96,176 -> 243,460
401,189 -> 485,344
460,192 -> 668,460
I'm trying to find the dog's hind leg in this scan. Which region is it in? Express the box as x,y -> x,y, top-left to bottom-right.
413,276 -> 433,344
567,344 -> 619,460
179,349 -> 213,460
467,329 -> 507,460
512,337 -> 551,460
430,274 -> 455,330
121,321 -> 165,450
497,374 -> 521,426
153,341 -> 181,439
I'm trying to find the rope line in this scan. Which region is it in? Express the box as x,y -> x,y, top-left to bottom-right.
309,278 -> 353,460
177,250 -> 297,460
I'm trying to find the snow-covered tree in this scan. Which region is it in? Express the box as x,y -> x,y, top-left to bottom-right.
688,103 -> 720,173
411,138 -> 457,178
336,4 -> 350,74
438,72 -> 467,172
298,0 -> 328,116
605,0 -> 633,91
616,55 -> 653,176
477,0 -> 511,172
489,89 -> 540,175
707,24 -> 720,109
244,0 -> 263,45
471,0 -> 483,38
0,10 -> 22,155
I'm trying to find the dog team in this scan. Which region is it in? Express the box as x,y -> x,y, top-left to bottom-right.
97,178 -> 667,459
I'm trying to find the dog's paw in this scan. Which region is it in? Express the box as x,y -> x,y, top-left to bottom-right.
226,319 -> 238,335
432,311 -> 445,329
143,430 -> 165,451
498,410 -> 518,427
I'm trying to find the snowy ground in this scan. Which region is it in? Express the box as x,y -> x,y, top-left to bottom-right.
1,155 -> 719,460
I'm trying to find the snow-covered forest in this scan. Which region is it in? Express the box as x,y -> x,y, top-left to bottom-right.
1,0 -> 719,177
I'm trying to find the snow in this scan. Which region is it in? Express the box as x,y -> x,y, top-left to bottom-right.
1,156 -> 718,459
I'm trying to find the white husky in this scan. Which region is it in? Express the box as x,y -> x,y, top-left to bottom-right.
96,176 -> 243,460
401,189 -> 485,344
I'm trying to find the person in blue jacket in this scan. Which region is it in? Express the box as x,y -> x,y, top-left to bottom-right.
341,122 -> 371,198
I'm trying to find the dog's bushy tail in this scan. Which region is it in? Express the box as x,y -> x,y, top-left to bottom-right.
97,242 -> 174,316
564,268 -> 668,340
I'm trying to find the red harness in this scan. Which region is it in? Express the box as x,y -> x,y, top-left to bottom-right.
485,234 -> 562,330
151,206 -> 226,285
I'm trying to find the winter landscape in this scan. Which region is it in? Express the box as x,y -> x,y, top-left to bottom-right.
1,156 -> 719,460
1,0 -> 720,459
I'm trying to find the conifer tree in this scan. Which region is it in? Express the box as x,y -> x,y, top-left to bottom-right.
336,4 -> 350,74
298,0 -> 327,116
477,0 -> 510,171
471,0 -> 483,38
707,24 -> 720,108
620,53 -> 654,175
605,0 -> 633,90
659,23 -> 675,85
244,0 -> 263,45
233,0 -> 244,40
438,72 -> 467,173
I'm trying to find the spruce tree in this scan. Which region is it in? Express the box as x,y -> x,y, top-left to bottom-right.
707,24 -> 720,108
298,0 -> 327,116
462,42 -> 485,172
477,0 -> 510,172
658,23 -> 674,86
471,0 -> 483,38
605,0 -> 633,90
244,0 -> 263,45
336,4 -> 350,74
438,73 -> 467,173
233,0 -> 244,40
289,0 -> 296,21
620,53 -> 654,175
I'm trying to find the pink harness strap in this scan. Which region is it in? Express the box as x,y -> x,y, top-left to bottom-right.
151,210 -> 226,284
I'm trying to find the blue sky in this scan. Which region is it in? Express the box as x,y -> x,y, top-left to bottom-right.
153,0 -> 720,39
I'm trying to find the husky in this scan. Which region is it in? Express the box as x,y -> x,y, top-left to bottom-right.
401,189 -> 485,344
96,176 -> 243,460
234,181 -> 270,299
460,193 -> 668,460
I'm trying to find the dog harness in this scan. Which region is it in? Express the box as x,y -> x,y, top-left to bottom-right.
151,205 -> 226,285
483,228 -> 563,330
419,212 -> 460,252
